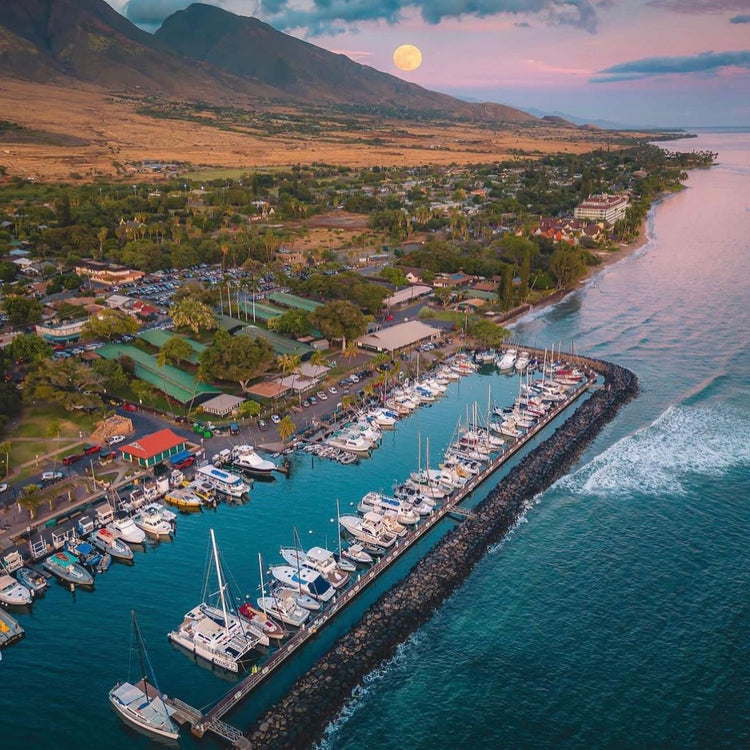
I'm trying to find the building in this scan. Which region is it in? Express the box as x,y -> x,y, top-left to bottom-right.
119,429 -> 190,469
573,194 -> 629,224
357,320 -> 441,353
200,394 -> 245,417
75,260 -> 145,286
34,319 -> 87,343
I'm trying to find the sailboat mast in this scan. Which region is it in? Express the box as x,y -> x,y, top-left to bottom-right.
210,529 -> 230,635
258,552 -> 268,616
132,610 -> 148,683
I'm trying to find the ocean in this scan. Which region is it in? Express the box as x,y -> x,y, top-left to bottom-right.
1,131 -> 749,750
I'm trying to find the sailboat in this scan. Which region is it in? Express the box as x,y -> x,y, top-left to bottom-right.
168,529 -> 262,672
109,610 -> 180,741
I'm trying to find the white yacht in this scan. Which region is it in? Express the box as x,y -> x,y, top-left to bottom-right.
268,565 -> 336,603
326,431 -> 373,455
339,512 -> 398,549
256,588 -> 310,628
232,445 -> 277,478
132,506 -> 173,539
358,491 -> 420,525
0,573 -> 33,606
108,514 -> 147,544
496,348 -> 517,371
196,465 -> 250,498
279,546 -> 350,589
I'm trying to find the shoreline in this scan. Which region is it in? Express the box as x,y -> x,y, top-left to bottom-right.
495,219 -> 651,330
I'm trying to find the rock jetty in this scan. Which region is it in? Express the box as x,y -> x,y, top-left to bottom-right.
245,356 -> 638,749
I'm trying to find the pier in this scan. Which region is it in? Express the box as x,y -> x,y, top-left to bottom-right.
186,363 -> 599,745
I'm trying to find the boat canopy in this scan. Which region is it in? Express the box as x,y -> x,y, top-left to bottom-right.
170,449 -> 192,465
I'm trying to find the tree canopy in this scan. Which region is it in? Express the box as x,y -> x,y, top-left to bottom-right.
169,297 -> 218,335
309,300 -> 367,351
199,329 -> 274,392
81,309 -> 140,341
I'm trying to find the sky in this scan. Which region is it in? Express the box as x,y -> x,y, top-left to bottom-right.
106,0 -> 750,128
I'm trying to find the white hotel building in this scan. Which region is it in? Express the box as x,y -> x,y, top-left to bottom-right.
573,194 -> 629,224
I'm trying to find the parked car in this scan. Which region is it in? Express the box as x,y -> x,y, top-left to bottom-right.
328,386 -> 338,395
122,403 -> 138,412
0,482 -> 8,494
316,391 -> 328,401
270,414 -> 281,425
174,456 -> 195,469
83,444 -> 100,455
41,471 -> 63,483
107,434 -> 126,445
229,421 -> 240,435
258,419 -> 268,431
62,453 -> 83,466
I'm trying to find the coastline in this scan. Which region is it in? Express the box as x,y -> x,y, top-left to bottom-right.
496,219 -> 651,330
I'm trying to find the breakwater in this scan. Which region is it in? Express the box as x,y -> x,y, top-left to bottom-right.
244,357 -> 638,749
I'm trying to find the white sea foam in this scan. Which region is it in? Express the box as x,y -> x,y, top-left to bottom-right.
557,403 -> 750,498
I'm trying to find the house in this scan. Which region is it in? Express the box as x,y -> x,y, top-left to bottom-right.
433,271 -> 474,289
120,429 -> 190,469
397,266 -> 426,284
200,393 -> 245,417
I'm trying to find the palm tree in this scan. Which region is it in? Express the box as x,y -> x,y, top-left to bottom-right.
45,420 -> 61,471
18,485 -> 43,521
277,354 -> 301,405
278,415 -> 296,445
343,341 -> 359,368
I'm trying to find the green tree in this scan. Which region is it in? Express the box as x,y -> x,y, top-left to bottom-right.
157,337 -> 194,368
169,297 -> 218,335
19,485 -> 43,521
81,309 -> 140,342
550,247 -> 587,289
309,300 -> 367,352
267,309 -> 310,338
379,267 -> 408,287
237,399 -> 261,422
23,359 -> 104,412
91,359 -> 128,391
199,329 -> 274,393
6,333 -> 53,365
469,319 -> 508,350
2,295 -> 43,326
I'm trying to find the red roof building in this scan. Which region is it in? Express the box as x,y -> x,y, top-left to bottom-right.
120,429 -> 189,468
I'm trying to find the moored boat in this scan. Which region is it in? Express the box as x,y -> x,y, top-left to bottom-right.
268,565 -> 336,603
340,542 -> 374,565
0,573 -> 33,606
15,565 -> 48,595
339,512 -> 398,549
256,587 -> 310,627
164,487 -> 203,512
42,550 -> 94,587
89,527 -> 135,561
238,601 -> 287,640
108,514 -> 147,545
132,506 -> 173,539
109,611 -> 180,741
279,546 -> 350,589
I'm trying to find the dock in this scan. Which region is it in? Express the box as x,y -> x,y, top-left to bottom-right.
184,371 -> 596,746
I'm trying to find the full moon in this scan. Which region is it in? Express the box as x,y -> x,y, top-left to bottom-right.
393,44 -> 422,72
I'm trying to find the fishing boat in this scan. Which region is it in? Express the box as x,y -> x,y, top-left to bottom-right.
340,542 -> 374,565
0,573 -> 33,606
89,527 -> 134,562
108,514 -> 147,545
232,444 -> 277,479
15,565 -> 48,595
109,610 -> 180,741
339,512 -> 398,549
42,550 -> 94,587
132,506 -> 173,539
0,607 -> 24,647
168,530 -> 260,673
65,539 -> 103,570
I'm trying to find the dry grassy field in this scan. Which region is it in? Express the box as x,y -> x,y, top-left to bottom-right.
1,79 -> 639,183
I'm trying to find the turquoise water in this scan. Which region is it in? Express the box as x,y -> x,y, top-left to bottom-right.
3,132 -> 750,749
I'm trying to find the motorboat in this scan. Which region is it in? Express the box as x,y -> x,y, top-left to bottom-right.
0,573 -> 33,606
339,512 -> 397,549
15,566 -> 48,595
199,602 -> 269,648
256,587 -> 310,627
66,539 -> 103,570
279,546 -> 350,589
42,550 -> 94,587
268,565 -> 335,603
89,527 -> 135,561
340,543 -> 374,566
232,445 -> 277,479
142,502 -> 177,525
132,506 -> 173,539
110,611 -> 180,741
164,488 -> 203,512
326,431 -> 373,456
238,601 -> 287,640
358,491 -> 420,525
195,465 -> 251,498
496,348 -> 517,371
108,515 -> 147,544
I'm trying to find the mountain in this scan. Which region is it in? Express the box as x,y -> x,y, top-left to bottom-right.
153,3 -> 536,122
0,0 -> 279,100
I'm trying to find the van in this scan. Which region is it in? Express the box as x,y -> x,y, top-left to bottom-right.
229,421 -> 239,435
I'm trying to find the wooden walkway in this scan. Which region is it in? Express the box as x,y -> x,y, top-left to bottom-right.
186,371 -> 596,745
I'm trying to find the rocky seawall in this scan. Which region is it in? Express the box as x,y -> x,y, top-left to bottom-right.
245,357 -> 639,748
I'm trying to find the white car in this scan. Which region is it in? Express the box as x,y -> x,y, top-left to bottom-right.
328,386 -> 338,395
41,471 -> 63,482
0,482 -> 8,494
270,414 -> 281,424
316,391 -> 328,401
108,434 -> 126,445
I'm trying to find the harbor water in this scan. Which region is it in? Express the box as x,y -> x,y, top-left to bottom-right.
2,131 -> 750,749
